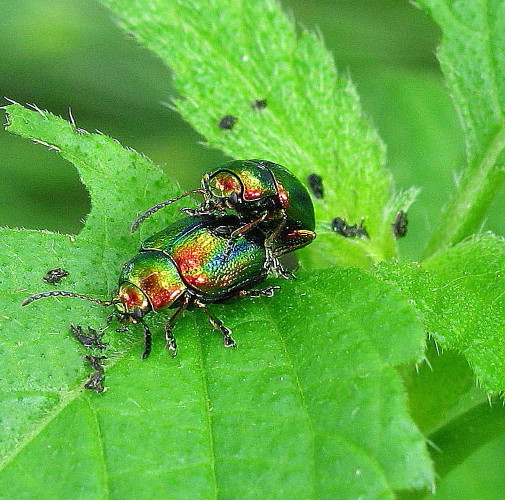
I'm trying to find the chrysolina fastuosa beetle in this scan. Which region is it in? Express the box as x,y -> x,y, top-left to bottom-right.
22,215 -> 279,358
131,160 -> 316,277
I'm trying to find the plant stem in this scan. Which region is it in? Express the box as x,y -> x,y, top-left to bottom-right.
428,396 -> 505,479
423,125 -> 505,259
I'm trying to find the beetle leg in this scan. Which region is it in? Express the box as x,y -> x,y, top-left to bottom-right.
164,327 -> 178,357
266,211 -> 287,244
264,252 -> 295,280
179,205 -> 226,217
195,302 -> 236,348
238,285 -> 281,298
230,211 -> 269,238
139,319 -> 152,359
261,212 -> 296,279
164,297 -> 190,357
223,211 -> 270,258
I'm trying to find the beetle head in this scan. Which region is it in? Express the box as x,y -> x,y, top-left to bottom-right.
204,171 -> 245,211
113,282 -> 151,324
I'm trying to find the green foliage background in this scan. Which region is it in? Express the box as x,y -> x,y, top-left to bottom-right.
2,0 -> 505,498
4,0 -> 505,259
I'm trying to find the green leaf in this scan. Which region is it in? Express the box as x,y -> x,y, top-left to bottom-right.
377,233 -> 505,393
414,0 -> 505,257
376,235 -> 505,482
98,0 -> 415,267
431,432 -> 505,500
400,341 -> 479,437
0,105 -> 433,498
424,233 -> 505,390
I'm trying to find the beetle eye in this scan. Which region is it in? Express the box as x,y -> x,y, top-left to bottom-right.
132,307 -> 143,321
228,191 -> 239,204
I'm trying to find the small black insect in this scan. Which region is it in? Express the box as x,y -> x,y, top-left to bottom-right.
307,174 -> 323,199
71,324 -> 108,350
331,217 -> 369,238
84,354 -> 107,393
251,99 -> 267,111
392,211 -> 408,238
43,268 -> 69,285
218,115 -> 238,130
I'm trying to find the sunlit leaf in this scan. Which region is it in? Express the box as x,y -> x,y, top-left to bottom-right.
0,104 -> 433,498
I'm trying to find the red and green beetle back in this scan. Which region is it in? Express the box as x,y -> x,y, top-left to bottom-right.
141,215 -> 267,302
208,159 -> 315,232
209,160 -> 278,201
266,161 -> 316,233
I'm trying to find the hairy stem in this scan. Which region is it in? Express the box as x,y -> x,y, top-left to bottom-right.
429,396 -> 505,478
423,125 -> 505,259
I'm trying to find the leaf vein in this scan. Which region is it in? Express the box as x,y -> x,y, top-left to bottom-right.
262,308 -> 318,498
85,395 -> 111,500
195,335 -> 219,499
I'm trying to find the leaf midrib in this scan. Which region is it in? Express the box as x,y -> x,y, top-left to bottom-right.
262,305 -> 318,499
266,280 -> 425,494
195,324 -> 219,500
263,294 -> 407,495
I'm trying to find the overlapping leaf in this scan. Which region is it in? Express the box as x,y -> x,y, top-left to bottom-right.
414,0 -> 505,256
0,105 -> 433,498
98,0 -> 416,267
377,233 -> 505,393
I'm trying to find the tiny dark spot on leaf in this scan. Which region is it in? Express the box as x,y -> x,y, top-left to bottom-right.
71,324 -> 108,350
392,211 -> 408,238
251,99 -> 267,111
43,267 -> 69,285
218,115 -> 238,130
84,354 -> 107,393
307,174 -> 323,199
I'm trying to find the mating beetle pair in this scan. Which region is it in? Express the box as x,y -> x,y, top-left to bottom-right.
131,159 -> 316,278
23,160 -> 316,357
24,214 -> 276,358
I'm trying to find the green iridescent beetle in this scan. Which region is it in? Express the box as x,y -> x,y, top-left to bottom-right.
131,160 -> 316,278
22,215 -> 279,358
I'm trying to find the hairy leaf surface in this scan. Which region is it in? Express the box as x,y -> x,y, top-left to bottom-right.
415,0 -> 505,255
378,234 -> 505,393
0,105 -> 433,498
98,0 -> 415,266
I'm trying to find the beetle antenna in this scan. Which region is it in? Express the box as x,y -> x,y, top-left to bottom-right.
22,291 -> 112,307
130,189 -> 206,233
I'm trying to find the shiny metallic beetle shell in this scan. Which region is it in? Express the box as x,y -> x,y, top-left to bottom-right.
118,215 -> 268,312
207,159 -> 316,234
130,160 -> 316,261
